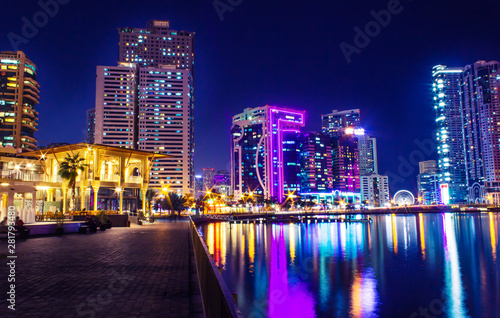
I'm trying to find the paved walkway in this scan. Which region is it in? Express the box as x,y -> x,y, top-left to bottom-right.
1,219 -> 204,318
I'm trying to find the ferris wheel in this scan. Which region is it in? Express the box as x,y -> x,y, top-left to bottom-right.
393,190 -> 415,206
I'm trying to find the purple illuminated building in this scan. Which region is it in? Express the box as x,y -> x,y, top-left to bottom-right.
214,170 -> 230,186
231,106 -> 305,202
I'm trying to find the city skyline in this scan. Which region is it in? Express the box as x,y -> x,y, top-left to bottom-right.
1,1 -> 500,194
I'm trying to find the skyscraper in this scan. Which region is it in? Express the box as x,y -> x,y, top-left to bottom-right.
118,20 -> 195,74
0,51 -> 39,151
138,66 -> 194,193
91,20 -> 195,194
194,175 -> 203,199
321,109 -> 361,137
94,63 -> 138,149
331,132 -> 360,192
358,134 -> 378,176
214,170 -> 231,196
432,65 -> 467,203
419,160 -> 437,174
231,106 -> 305,202
322,108 -> 362,193
360,174 -> 389,207
460,61 -> 500,203
417,160 -> 441,205
214,170 -> 230,186
418,174 -> 441,205
86,108 -> 95,144
298,132 -> 333,193
202,168 -> 215,190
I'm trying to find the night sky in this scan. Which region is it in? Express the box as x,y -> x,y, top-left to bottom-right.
1,0 -> 500,194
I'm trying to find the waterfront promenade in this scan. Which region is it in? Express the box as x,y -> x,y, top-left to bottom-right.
1,220 -> 204,318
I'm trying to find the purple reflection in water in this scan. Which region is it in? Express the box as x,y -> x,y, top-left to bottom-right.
268,224 -> 315,318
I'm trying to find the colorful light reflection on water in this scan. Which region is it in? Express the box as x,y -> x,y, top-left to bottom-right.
198,213 -> 500,317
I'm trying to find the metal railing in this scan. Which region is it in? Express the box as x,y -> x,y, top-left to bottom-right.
189,217 -> 243,318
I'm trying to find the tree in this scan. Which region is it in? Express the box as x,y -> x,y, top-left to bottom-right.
143,188 -> 156,216
58,153 -> 88,213
183,193 -> 195,210
164,192 -> 187,216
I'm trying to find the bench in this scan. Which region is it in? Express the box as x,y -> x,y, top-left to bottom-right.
78,224 -> 89,234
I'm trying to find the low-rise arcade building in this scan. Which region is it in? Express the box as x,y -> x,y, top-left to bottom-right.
0,143 -> 166,223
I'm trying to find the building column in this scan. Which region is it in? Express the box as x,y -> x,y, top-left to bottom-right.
21,193 -> 26,221
92,186 -> 99,211
28,190 -> 36,223
0,193 -> 7,221
141,187 -> 148,216
119,190 -> 123,214
49,188 -> 56,201
62,188 -> 68,214
6,190 -> 15,217
80,186 -> 87,211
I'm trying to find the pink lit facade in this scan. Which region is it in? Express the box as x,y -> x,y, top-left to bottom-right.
231,106 -> 305,202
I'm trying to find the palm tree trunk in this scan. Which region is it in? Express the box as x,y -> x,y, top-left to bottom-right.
72,182 -> 76,216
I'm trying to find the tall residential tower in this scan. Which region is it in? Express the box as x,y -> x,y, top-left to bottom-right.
432,65 -> 467,203
460,61 -> 500,203
0,51 -> 39,151
118,20 -> 195,73
92,20 -> 196,194
94,63 -> 138,149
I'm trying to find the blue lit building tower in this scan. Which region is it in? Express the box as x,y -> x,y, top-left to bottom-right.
432,65 -> 467,203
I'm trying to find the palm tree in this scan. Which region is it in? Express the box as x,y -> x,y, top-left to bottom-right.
143,188 -> 156,216
58,153 -> 88,213
183,193 -> 195,211
164,192 -> 187,216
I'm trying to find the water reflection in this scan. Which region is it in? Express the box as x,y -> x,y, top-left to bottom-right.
442,214 -> 469,317
350,269 -> 378,318
199,213 -> 500,317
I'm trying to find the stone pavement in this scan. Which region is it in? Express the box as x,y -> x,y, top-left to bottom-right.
0,219 -> 204,318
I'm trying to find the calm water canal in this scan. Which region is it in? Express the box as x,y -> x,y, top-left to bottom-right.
198,213 -> 500,318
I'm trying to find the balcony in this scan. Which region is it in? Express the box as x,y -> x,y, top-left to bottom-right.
127,176 -> 142,184
1,169 -> 45,182
100,174 -> 120,182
